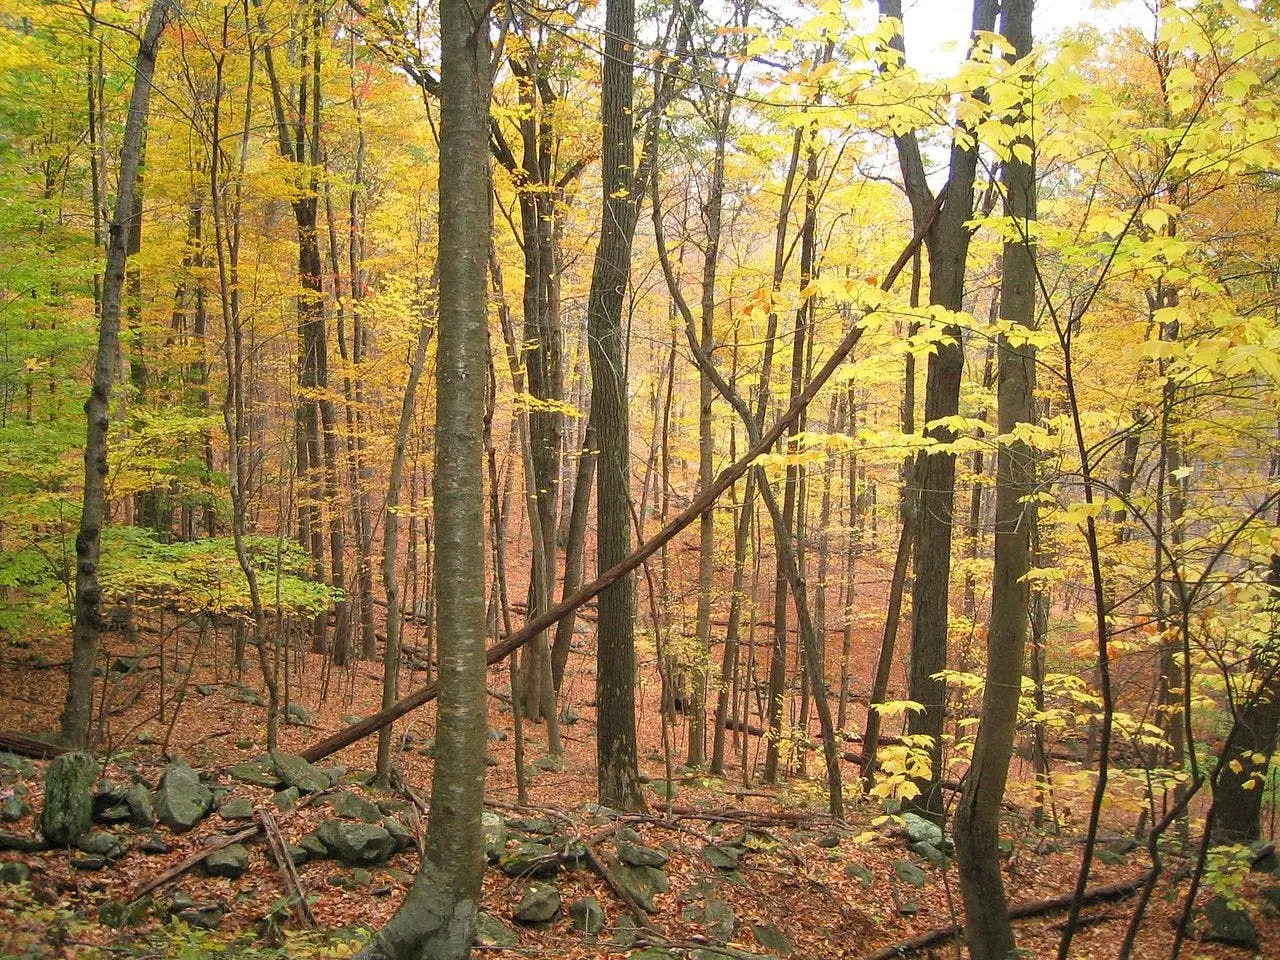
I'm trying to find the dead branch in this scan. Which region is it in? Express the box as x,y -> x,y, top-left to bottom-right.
257,806 -> 316,928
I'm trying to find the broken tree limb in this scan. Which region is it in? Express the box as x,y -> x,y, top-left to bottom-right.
300,327 -> 870,765
860,876 -> 1146,960
257,806 -> 316,929
0,732 -> 70,759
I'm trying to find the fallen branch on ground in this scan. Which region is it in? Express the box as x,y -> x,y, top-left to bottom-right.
257,807 -> 316,929
860,876 -> 1146,960
0,732 -> 70,759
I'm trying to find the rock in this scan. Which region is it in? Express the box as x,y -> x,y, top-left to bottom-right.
218,797 -> 255,821
97,803 -> 130,824
176,903 -> 223,929
910,841 -> 948,869
753,922 -> 794,956
76,830 -> 122,860
333,791 -> 382,823
110,656 -> 141,674
487,726 -> 508,743
122,783 -> 154,827
903,812 -> 943,848
618,840 -> 668,868
209,785 -> 233,809
482,810 -> 506,861
299,832 -> 329,860
474,912 -> 519,948
286,844 -> 308,867
70,855 -> 107,871
615,862 -> 669,912
507,817 -> 555,836
2,792 -> 31,823
0,861 -> 31,884
40,752 -> 96,845
228,760 -> 282,789
154,760 -> 213,832
845,863 -> 874,886
352,868 -> 373,887
141,835 -> 171,855
285,702 -> 314,725
0,832 -> 49,853
273,787 -> 300,813
0,753 -> 35,777
704,897 -> 735,939
204,844 -> 249,878
371,884 -> 392,897
570,895 -> 605,934
893,859 -> 927,887
527,755 -> 564,774
382,816 -> 412,852
513,884 -> 561,924
580,803 -> 619,824
1200,895 -> 1258,950
315,819 -> 395,865
93,779 -> 129,811
815,832 -> 841,849
500,842 -> 559,879
554,837 -> 588,867
231,688 -> 264,707
559,704 -> 581,725
194,684 -> 215,696
610,915 -> 641,949
270,752 -> 330,794
701,843 -> 742,870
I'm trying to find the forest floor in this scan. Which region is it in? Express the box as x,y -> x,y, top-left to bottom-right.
1,609 -> 1278,959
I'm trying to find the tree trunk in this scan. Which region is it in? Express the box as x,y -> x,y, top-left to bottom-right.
64,0 -> 170,750
954,2 -> 1035,956
588,0 -> 645,812
355,0 -> 490,951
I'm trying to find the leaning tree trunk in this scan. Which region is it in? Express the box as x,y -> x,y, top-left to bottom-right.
64,0 -> 170,750
588,0 -> 646,813
954,2 -> 1035,957
354,0 -> 491,953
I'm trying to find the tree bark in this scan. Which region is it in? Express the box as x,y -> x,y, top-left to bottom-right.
64,0 -> 170,750
354,0 -> 490,952
954,3 -> 1036,956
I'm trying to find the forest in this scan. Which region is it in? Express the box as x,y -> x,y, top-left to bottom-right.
1,0 -> 1279,957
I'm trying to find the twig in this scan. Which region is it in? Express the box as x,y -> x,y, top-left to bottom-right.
257,806 -> 316,928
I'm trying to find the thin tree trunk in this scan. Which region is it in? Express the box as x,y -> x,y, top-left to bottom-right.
64,0 -> 170,749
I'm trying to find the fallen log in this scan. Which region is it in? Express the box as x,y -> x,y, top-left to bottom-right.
861,876 -> 1146,960
0,732 -> 69,759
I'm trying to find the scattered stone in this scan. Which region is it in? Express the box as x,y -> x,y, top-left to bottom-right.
97,803 -> 130,824
352,868 -> 373,887
204,844 -> 249,878
845,863 -> 874,886
270,752 -> 330,794
299,832 -> 329,860
218,797 -> 255,821
482,810 -> 506,861
487,726 -> 508,742
753,922 -> 794,956
580,803 -> 619,824
141,835 -> 171,855
76,830 -> 122,860
0,861 -> 31,884
560,705 -> 581,725
154,759 -> 213,832
514,884 -> 561,924
418,739 -> 436,757
93,780 -> 128,811
500,841 -> 559,878
273,787 -> 300,813
893,860 -> 927,887
333,791 -> 382,823
231,689 -> 264,707
570,895 -> 605,934
701,843 -> 742,870
555,837 -> 588,867
371,885 -> 393,897
40,752 -> 96,845
110,656 -> 141,674
286,844 -> 308,867
382,816 -> 412,852
615,862 -> 669,912
328,872 -> 357,890
507,817 -> 556,836
1260,886 -> 1280,910
815,832 -> 841,849
1096,848 -> 1128,866
194,684 -> 215,696
910,841 -> 948,869
618,840 -> 668,868
70,855 -> 107,871
235,740 -> 254,751
176,903 -> 223,930
1200,896 -> 1258,950
903,812 -> 943,848
527,755 -> 564,775
704,897 -> 736,939
228,760 -> 282,789
610,915 -> 641,949
0,754 -> 35,778
2,789 -> 31,823
0,832 -> 48,853
1105,836 -> 1138,855
315,819 -> 395,866
285,702 -> 315,725
475,912 -> 519,948
98,898 -> 143,929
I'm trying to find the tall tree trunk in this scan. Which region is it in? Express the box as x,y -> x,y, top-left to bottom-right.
879,0 -> 998,818
355,0 -> 490,951
588,0 -> 645,812
64,0 -> 169,749
954,2 -> 1035,956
